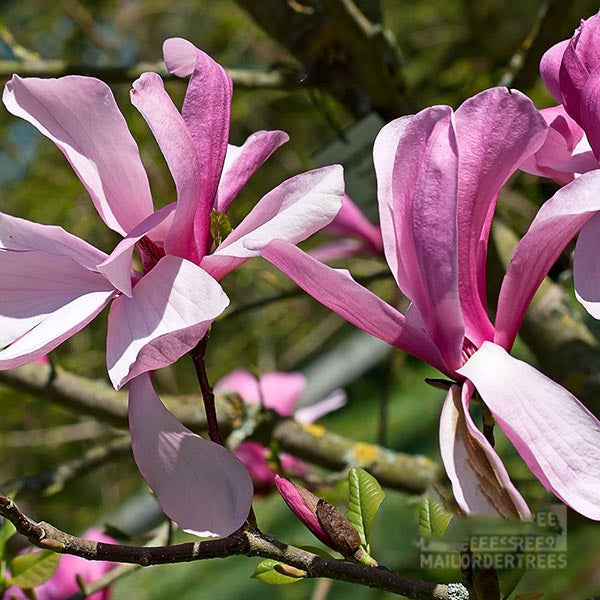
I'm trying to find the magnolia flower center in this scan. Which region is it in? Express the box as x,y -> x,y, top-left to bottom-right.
137,235 -> 166,274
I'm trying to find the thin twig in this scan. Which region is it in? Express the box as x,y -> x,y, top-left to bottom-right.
0,493 -> 453,599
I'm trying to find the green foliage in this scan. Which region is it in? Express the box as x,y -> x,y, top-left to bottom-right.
0,520 -> 16,560
210,209 -> 233,248
346,467 -> 385,551
251,560 -> 304,585
418,497 -> 453,538
8,550 -> 60,589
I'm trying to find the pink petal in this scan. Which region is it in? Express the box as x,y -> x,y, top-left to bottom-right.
258,239 -> 451,376
458,342 -> 600,520
215,130 -> 290,214
274,475 -> 330,545
540,40 -> 569,102
373,106 -> 464,369
0,251 -> 114,367
106,256 -> 229,389
163,38 -> 232,257
129,373 -> 253,537
439,382 -> 530,519
130,73 -> 201,262
97,202 -> 176,297
323,194 -> 383,254
580,67 -> 600,160
574,212 -> 600,317
495,170 -> 600,349
455,88 -> 548,346
309,238 -> 366,262
215,369 -> 306,417
295,389 -> 347,424
559,35 -> 591,125
202,165 -> 344,280
0,212 -> 107,269
3,76 -> 153,236
236,441 -> 276,491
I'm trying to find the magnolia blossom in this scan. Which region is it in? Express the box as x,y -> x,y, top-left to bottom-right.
253,86 -> 600,520
5,529 -> 117,600
0,39 -> 343,537
215,369 -> 346,491
517,12 -> 600,323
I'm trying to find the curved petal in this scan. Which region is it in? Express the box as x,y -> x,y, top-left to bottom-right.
580,67 -> 600,161
0,212 -> 107,269
2,76 -> 153,236
574,212 -> 600,317
309,238 -> 367,262
163,38 -> 232,256
495,170 -> 600,349
106,256 -> 229,389
257,239 -> 451,376
202,165 -> 344,280
439,382 -> 530,519
215,130 -> 290,214
129,373 -> 253,538
559,35 -> 590,125
295,388 -> 347,424
97,202 -> 176,297
540,40 -> 569,102
0,251 -> 114,367
458,342 -> 600,521
130,73 -> 201,262
374,106 -> 464,369
455,88 -> 548,346
215,369 -> 306,417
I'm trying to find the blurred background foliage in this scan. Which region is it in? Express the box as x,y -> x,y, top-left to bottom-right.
0,0 -> 599,598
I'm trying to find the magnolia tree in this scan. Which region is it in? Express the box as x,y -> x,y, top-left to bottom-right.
1,5 -> 600,600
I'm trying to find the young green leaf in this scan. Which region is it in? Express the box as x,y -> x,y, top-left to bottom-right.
8,550 -> 60,589
418,497 -> 452,538
251,559 -> 304,585
346,467 -> 385,548
210,210 -> 232,247
0,520 -> 16,559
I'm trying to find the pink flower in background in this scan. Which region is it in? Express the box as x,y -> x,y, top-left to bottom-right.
254,86 -> 600,520
5,529 -> 117,600
311,194 -> 384,261
0,39 -> 343,539
215,369 -> 346,492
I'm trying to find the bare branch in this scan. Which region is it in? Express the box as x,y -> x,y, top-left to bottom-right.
0,493 -> 453,599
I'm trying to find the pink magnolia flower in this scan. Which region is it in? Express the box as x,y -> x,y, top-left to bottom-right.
520,12 -> 600,183
253,86 -> 600,520
0,39 -> 344,538
5,529 -> 117,600
215,369 -> 346,491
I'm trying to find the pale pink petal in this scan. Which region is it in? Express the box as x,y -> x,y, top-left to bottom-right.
309,239 -> 366,262
439,382 -> 531,519
274,475 -> 329,545
373,106 -> 464,369
459,342 -> 600,520
323,194 -> 383,254
0,251 -> 114,367
574,212 -> 600,318
579,67 -> 600,160
495,170 -> 600,349
2,76 -> 153,236
129,373 -> 253,537
540,40 -> 569,102
455,88 -> 547,346
130,73 -> 201,262
0,212 -> 107,268
295,389 -> 347,424
216,370 -> 306,417
163,38 -> 232,257
97,203 -> 176,297
202,166 -> 344,280
216,130 -> 290,214
258,239 -> 451,376
106,255 -> 229,389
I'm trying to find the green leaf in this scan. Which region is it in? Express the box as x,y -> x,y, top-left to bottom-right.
8,550 -> 60,589
251,559 -> 304,585
418,497 -> 452,538
0,520 -> 16,559
210,210 -> 232,247
346,467 -> 385,548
